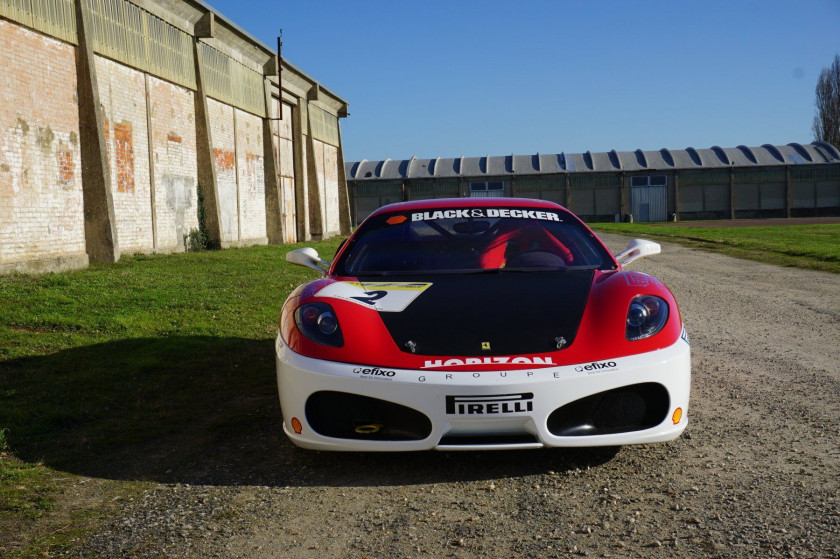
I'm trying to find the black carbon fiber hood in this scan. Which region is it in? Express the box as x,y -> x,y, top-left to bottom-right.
363,271 -> 593,356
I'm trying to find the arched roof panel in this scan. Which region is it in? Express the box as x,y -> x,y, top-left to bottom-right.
408,158 -> 435,179
710,146 -> 730,165
589,151 -> 617,171
512,154 -> 540,174
641,150 -> 668,170
486,155 -> 510,175
435,158 -> 461,178
537,153 -> 566,173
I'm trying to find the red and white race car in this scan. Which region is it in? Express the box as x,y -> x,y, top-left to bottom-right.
276,198 -> 690,451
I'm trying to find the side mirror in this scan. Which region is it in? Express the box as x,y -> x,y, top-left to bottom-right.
614,239 -> 661,266
286,247 -> 331,275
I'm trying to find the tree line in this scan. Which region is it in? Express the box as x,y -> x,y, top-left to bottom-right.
814,54 -> 840,149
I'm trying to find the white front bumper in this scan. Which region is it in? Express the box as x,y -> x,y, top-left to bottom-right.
276,336 -> 690,451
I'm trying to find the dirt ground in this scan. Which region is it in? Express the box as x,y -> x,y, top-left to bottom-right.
58,235 -> 840,557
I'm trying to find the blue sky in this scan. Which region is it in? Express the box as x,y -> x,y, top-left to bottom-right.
208,0 -> 840,163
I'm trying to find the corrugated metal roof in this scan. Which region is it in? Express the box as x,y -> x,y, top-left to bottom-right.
347,142 -> 840,181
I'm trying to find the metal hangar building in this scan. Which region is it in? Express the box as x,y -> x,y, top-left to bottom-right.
346,142 -> 840,224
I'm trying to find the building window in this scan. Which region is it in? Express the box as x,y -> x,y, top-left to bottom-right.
469,181 -> 504,197
631,175 -> 667,187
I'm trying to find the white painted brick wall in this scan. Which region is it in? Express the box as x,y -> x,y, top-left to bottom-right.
322,141 -> 341,236
96,55 -> 154,253
235,109 -> 266,242
0,20 -> 86,265
208,99 -> 238,243
148,75 -> 198,250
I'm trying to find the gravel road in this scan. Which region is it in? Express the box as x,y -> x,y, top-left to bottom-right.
79,235 -> 840,558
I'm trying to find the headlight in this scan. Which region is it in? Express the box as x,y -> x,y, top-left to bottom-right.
626,296 -> 669,341
295,302 -> 344,347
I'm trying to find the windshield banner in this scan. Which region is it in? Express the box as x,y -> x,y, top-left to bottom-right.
410,209 -> 561,222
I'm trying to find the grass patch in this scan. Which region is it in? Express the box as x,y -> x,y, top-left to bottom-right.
591,223 -> 840,273
0,237 -> 344,556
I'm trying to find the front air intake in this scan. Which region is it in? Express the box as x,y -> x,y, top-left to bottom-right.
305,391 -> 432,441
547,383 -> 669,436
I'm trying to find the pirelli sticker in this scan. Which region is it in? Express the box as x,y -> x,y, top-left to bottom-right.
314,281 -> 432,312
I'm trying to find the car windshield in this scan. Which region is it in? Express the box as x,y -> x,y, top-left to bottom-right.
334,206 -> 615,276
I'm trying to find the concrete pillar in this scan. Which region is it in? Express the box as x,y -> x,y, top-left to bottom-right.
619,173 -> 629,218
304,98 -> 324,240
729,168 -> 736,219
262,81 -> 284,244
564,174 -> 571,211
144,73 -> 158,250
191,38 -> 223,248
785,166 -> 792,218
234,108 -> 243,243
74,0 -> 119,263
674,172 -> 681,221
292,98 -> 309,241
335,121 -> 352,236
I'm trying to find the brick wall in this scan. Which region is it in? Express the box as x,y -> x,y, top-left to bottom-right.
321,140 -> 341,236
0,20 -> 87,269
312,138 -> 325,234
300,138 -> 310,239
0,15 -> 346,273
148,75 -> 198,250
235,109 -> 266,243
96,55 -> 154,253
310,138 -> 341,237
207,98 -> 238,243
277,102 -> 296,243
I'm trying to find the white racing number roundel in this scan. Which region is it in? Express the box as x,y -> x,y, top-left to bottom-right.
314,282 -> 432,312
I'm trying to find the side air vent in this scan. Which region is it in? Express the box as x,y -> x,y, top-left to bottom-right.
547,383 -> 669,436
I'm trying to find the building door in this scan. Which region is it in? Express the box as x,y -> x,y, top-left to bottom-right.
631,186 -> 667,222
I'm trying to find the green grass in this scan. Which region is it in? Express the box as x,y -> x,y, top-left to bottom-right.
0,238 -> 343,556
591,222 -> 840,273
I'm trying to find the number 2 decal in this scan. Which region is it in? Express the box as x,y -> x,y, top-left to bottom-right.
350,290 -> 388,306
315,282 -> 433,312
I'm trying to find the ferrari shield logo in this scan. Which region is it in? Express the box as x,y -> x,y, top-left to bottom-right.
481,341 -> 491,351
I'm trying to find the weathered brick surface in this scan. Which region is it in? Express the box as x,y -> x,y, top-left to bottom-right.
321,140 -> 341,236
310,138 -> 341,237
208,98 -> 238,243
96,55 -> 153,253
277,102 -> 296,242
1,18 -> 346,272
300,139 -> 311,238
312,138 -> 325,234
235,109 -> 266,242
148,75 -> 198,250
0,20 -> 86,267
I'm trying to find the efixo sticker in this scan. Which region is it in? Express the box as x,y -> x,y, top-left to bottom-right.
575,361 -> 618,374
314,281 -> 432,312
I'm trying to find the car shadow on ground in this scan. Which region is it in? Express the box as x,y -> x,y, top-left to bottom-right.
0,337 -> 619,487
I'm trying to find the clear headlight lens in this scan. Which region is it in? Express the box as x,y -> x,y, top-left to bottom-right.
626,296 -> 669,341
295,302 -> 344,347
